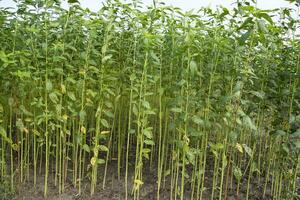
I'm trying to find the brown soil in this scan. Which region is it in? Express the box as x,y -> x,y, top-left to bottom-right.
11,160 -> 272,200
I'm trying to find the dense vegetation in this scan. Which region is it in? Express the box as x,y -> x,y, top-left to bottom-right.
0,0 -> 299,199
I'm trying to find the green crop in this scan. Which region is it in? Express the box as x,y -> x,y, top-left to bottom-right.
0,0 -> 299,199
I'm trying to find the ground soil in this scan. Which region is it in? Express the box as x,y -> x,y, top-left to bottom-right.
11,159 -> 273,200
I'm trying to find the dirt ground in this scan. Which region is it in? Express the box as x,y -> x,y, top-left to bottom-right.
11,159 -> 273,200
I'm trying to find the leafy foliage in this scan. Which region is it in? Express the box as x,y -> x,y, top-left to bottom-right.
0,0 -> 299,199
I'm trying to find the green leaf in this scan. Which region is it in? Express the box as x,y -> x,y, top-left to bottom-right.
49,92 -> 59,104
0,51 -> 8,63
100,118 -> 110,128
82,144 -> 90,152
46,80 -> 53,92
257,20 -> 267,33
97,158 -> 105,164
170,107 -> 182,113
16,70 -> 31,79
68,0 -> 79,3
256,12 -> 273,24
67,92 -> 76,101
192,116 -> 204,125
244,115 -> 257,131
144,139 -> 155,145
190,129 -> 203,138
16,119 -> 24,131
102,54 -> 112,63
238,17 -> 253,30
99,145 -> 109,152
19,105 -> 33,116
79,110 -> 86,122
233,166 -> 242,181
211,143 -> 224,150
142,148 -> 151,154
186,150 -> 195,165
145,110 -> 156,115
133,104 -> 138,116
190,60 -> 197,76
242,144 -> 253,157
142,100 -> 151,109
238,29 -> 252,45
250,91 -> 265,99
150,52 -> 160,63
104,110 -> 114,118
0,126 -> 12,144
293,140 -> 300,149
219,7 -> 229,19
243,115 -> 257,131
274,130 -> 286,137
142,127 -> 153,139
104,101 -> 113,109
